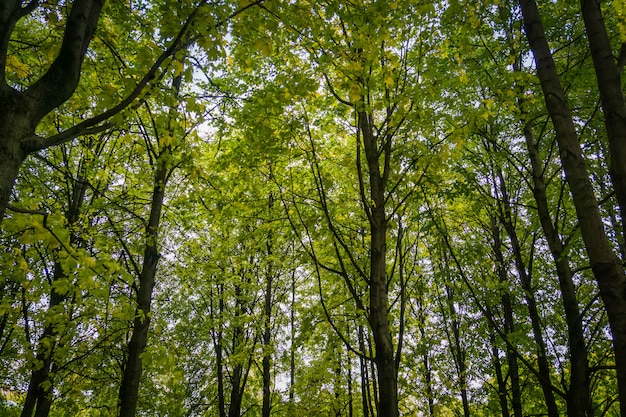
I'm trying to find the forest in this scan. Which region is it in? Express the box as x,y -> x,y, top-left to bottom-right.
1,0 -> 625,416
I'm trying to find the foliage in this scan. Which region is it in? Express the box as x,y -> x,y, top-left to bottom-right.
1,0 -> 624,416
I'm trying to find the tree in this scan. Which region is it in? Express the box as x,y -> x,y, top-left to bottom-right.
519,0 -> 626,412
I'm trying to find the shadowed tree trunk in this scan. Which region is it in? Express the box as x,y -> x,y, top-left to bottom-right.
580,0 -> 626,243
489,322 -> 510,417
262,192 -> 275,417
494,165 -> 559,417
358,108 -> 398,417
117,71 -> 182,417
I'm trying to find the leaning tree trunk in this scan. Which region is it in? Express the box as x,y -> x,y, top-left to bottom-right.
519,0 -> 626,413
580,0 -> 626,243
523,123 -> 592,417
495,169 -> 560,417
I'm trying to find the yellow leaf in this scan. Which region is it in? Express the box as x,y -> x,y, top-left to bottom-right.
349,84 -> 362,102
254,38 -> 272,56
6,55 -> 29,79
172,60 -> 184,77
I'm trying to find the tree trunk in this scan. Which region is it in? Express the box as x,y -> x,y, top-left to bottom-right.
490,218 -> 523,417
359,108 -> 398,417
519,1 -> 626,413
20,282 -> 63,417
117,180 -> 164,417
489,328 -> 509,417
228,364 -> 245,417
262,193 -> 274,417
214,284 -> 226,417
580,0 -> 626,243
21,162 -> 89,417
495,169 -> 559,417
289,272 -> 296,413
358,326 -> 372,417
523,123 -> 592,417
117,140 -> 170,417
0,131 -> 25,221
444,283 -> 470,417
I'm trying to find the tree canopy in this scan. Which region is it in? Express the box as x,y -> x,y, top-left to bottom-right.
1,0 -> 625,416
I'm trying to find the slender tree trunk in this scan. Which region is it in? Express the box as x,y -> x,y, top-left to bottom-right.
214,284 -> 226,417
117,167 -> 166,417
490,218 -> 523,417
347,351 -> 354,417
289,272 -> 296,413
495,169 -> 559,417
358,326 -> 371,417
21,164 -> 89,417
415,287 -> 435,417
444,284 -> 470,417
523,124 -> 592,417
519,1 -> 626,413
262,193 -> 274,417
489,327 -> 509,417
20,280 -> 64,417
359,109 -> 398,417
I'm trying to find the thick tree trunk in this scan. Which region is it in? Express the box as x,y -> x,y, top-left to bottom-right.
0,0 -> 104,222
523,124 -> 592,417
580,0 -> 626,242
228,364 -> 245,417
519,1 -> 626,413
0,99 -> 30,221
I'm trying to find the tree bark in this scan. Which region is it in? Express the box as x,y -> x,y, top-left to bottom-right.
359,109 -> 399,417
519,1 -> 626,413
357,326 -> 372,417
489,327 -> 509,417
580,0 -> 626,243
444,283 -> 470,417
117,163 -> 166,417
262,193 -> 274,417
